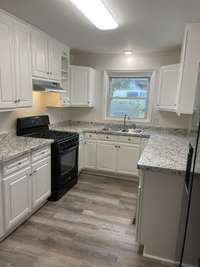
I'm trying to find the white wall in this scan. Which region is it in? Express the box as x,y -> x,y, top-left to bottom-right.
70,50 -> 192,129
0,91 -> 70,132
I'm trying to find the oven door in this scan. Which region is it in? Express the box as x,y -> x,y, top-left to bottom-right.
60,145 -> 78,178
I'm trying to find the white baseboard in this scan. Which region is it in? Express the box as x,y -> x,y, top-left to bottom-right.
143,250 -> 195,267
81,168 -> 139,182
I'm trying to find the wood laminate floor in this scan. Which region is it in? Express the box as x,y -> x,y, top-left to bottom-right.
0,174 -> 165,267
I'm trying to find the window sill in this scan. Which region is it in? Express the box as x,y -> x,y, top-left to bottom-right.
104,117 -> 151,124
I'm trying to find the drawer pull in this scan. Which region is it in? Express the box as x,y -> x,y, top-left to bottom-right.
18,162 -> 22,165
128,138 -> 131,141
106,136 -> 109,139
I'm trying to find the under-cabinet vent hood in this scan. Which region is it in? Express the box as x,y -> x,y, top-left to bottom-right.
33,79 -> 65,93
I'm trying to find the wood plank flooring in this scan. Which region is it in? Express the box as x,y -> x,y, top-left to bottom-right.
0,173 -> 165,267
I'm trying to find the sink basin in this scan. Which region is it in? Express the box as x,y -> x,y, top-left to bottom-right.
101,127 -> 143,135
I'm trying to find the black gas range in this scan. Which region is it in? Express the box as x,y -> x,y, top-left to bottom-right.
17,115 -> 79,201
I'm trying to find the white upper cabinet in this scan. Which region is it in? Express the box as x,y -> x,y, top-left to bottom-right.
70,65 -> 96,107
176,23 -> 200,115
0,10 -> 32,110
13,20 -> 32,107
48,38 -> 62,81
31,29 -> 49,79
31,29 -> 62,82
0,12 -> 15,109
157,64 -> 180,112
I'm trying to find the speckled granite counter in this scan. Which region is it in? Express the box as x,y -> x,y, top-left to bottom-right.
138,134 -> 189,175
0,133 -> 54,163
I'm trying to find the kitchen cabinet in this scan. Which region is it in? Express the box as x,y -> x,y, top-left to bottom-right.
0,11 -> 32,110
3,167 -> 31,231
14,20 -> 32,107
84,140 -> 97,169
157,64 -> 180,112
45,47 -> 70,107
31,29 -> 49,79
32,156 -> 51,210
48,38 -> 62,81
97,142 -> 117,172
117,143 -> 140,176
137,170 -> 184,262
0,144 -> 51,240
31,29 -> 62,82
176,23 -> 200,115
0,11 -> 15,109
70,65 -> 96,107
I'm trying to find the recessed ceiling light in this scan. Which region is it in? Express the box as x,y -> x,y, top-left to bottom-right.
70,0 -> 118,30
124,50 -> 133,55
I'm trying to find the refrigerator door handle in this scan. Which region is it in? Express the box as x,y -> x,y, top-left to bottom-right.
184,144 -> 194,194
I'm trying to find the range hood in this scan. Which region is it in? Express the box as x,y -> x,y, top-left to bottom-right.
33,79 -> 65,93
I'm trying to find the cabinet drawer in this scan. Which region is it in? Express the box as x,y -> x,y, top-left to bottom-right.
97,134 -> 118,142
3,154 -> 31,177
32,146 -> 51,163
85,133 -> 97,140
117,135 -> 140,144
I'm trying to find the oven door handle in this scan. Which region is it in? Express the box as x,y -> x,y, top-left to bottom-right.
59,144 -> 79,155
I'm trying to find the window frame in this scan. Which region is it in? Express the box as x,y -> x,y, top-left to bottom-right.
104,71 -> 153,123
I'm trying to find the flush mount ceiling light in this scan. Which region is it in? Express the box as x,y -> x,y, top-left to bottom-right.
124,50 -> 133,55
70,0 -> 118,30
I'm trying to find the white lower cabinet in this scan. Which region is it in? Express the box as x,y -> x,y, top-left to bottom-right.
117,144 -> 140,176
1,145 -> 51,240
3,167 -> 31,231
97,142 -> 117,172
84,140 -> 97,169
32,157 -> 51,210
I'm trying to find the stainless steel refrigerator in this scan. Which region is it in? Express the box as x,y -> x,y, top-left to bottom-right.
175,111 -> 200,267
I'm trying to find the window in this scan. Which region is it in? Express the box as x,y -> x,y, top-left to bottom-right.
106,75 -> 151,120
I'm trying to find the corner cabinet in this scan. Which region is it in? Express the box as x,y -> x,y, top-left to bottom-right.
0,10 -> 32,110
176,23 -> 200,115
157,64 -> 180,112
70,65 -> 96,107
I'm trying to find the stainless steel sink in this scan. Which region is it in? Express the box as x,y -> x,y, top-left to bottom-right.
100,127 -> 143,135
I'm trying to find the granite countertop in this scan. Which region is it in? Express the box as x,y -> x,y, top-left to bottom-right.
50,124 -> 151,138
137,134 -> 189,175
0,133 -> 54,163
50,123 -> 189,175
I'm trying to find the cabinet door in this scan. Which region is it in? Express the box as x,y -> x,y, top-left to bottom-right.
0,12 -> 15,109
78,141 -> 84,172
70,66 -> 89,106
176,24 -> 200,114
32,157 -> 51,209
117,144 -> 140,176
84,141 -> 97,169
157,64 -> 179,111
97,142 -> 117,172
48,38 -> 62,81
3,167 -> 31,231
31,30 -> 48,79
14,21 -> 32,107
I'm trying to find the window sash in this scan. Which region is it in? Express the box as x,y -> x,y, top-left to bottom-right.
107,76 -> 150,120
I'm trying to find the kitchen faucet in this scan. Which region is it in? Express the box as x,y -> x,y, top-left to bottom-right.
123,114 -> 129,131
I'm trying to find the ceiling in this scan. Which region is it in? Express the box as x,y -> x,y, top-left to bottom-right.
0,0 -> 200,54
